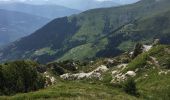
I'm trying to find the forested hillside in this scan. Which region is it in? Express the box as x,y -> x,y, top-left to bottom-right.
0,0 -> 170,63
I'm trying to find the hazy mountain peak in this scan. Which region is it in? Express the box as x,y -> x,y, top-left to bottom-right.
0,0 -> 140,10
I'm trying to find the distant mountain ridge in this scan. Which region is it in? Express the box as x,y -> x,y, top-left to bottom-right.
56,0 -> 120,11
0,0 -> 120,11
0,2 -> 81,19
0,2 -> 81,47
0,9 -> 49,47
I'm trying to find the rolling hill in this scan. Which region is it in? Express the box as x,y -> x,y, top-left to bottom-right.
0,9 -> 49,47
0,0 -> 170,63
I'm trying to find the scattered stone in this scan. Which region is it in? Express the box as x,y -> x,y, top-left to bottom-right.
116,64 -> 128,70
60,73 -> 71,80
129,52 -> 133,55
111,70 -> 136,84
111,73 -> 126,84
93,65 -> 108,73
44,72 -> 56,87
143,45 -> 152,52
112,70 -> 119,75
159,70 -> 170,75
144,74 -> 148,78
90,61 -> 94,63
135,68 -> 139,72
107,59 -> 114,63
152,39 -> 160,46
90,72 -> 102,80
125,71 -> 136,77
105,58 -> 120,67
51,77 -> 55,84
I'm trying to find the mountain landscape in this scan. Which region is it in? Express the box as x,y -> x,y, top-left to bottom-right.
0,0 -> 170,63
0,9 -> 49,47
0,0 -> 121,11
0,2 -> 81,47
51,0 -> 120,11
0,0 -> 170,99
0,43 -> 170,99
0,2 -> 81,19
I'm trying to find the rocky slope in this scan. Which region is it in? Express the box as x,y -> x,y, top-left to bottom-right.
0,43 -> 169,99
53,43 -> 170,99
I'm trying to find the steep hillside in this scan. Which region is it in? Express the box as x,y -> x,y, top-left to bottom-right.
0,9 -> 49,46
0,3 -> 80,19
1,0 -> 170,63
121,45 -> 170,99
0,44 -> 169,99
96,9 -> 170,57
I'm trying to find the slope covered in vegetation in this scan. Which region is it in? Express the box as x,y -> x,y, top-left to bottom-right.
0,44 -> 169,100
1,0 -> 170,63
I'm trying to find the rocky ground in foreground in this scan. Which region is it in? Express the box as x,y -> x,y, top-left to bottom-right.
0,43 -> 170,100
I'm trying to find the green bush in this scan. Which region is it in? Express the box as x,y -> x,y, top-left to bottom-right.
47,63 -> 65,75
48,60 -> 78,74
0,65 -> 4,95
161,58 -> 170,69
123,78 -> 139,96
125,52 -> 149,72
0,60 -> 45,95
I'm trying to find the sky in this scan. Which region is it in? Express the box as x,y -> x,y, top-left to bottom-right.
97,0 -> 139,4
0,0 -> 139,4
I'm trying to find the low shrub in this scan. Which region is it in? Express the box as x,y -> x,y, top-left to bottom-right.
123,78 -> 139,96
0,60 -> 45,95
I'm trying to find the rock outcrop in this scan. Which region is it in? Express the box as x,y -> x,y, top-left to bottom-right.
130,43 -> 152,59
110,64 -> 136,84
44,72 -> 56,87
60,65 -> 108,80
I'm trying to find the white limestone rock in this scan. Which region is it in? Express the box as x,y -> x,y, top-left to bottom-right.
93,65 -> 108,73
143,45 -> 152,52
125,71 -> 136,77
60,65 -> 108,80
